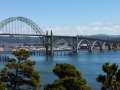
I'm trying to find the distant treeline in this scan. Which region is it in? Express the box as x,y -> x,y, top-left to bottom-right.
85,35 -> 120,41
0,36 -> 42,43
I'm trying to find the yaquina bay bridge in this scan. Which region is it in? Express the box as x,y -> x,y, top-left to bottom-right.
0,16 -> 120,55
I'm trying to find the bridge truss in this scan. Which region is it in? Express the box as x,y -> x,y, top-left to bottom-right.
0,16 -> 44,35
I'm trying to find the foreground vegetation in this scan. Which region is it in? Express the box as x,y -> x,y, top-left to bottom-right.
44,63 -> 91,90
0,49 -> 41,90
96,62 -> 120,90
0,49 -> 120,90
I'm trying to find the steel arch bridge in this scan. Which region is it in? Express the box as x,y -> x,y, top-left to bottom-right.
0,16 -> 44,35
0,16 -> 120,55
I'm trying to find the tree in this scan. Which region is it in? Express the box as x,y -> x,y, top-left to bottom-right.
44,63 -> 91,90
0,49 -> 41,90
0,81 -> 6,90
96,62 -> 120,90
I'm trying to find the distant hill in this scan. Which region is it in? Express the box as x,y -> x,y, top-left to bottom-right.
92,34 -> 108,36
79,34 -> 120,41
88,34 -> 120,41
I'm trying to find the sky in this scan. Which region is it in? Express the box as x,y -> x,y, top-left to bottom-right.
0,0 -> 120,36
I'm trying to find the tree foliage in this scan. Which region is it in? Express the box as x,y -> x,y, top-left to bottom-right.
44,63 -> 91,90
0,49 -> 41,90
0,81 -> 6,90
96,62 -> 120,90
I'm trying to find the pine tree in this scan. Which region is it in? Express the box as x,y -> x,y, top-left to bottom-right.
0,49 -> 41,90
96,62 -> 120,90
44,63 -> 91,90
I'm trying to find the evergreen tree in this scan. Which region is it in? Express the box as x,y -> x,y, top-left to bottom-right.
0,49 -> 41,90
96,62 -> 120,90
44,63 -> 91,90
0,81 -> 6,90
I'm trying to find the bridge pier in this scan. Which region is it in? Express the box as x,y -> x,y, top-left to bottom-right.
45,30 -> 49,55
50,30 -> 53,55
72,36 -> 78,54
88,49 -> 92,52
108,47 -> 112,50
88,47 -> 92,52
100,48 -> 103,51
45,30 -> 53,55
73,50 -> 77,53
76,36 -> 78,53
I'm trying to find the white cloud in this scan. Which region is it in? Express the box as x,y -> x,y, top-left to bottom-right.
90,22 -> 103,26
1,21 -> 120,36
41,21 -> 120,36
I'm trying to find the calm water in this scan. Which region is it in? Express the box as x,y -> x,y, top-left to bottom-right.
0,50 -> 120,90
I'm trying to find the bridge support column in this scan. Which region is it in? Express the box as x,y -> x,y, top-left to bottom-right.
100,47 -> 103,51
76,36 -> 78,53
45,31 -> 49,55
108,46 -> 112,50
45,30 -> 53,55
50,30 -> 53,55
88,47 -> 92,52
88,49 -> 92,52
108,48 -> 112,50
73,36 -> 78,53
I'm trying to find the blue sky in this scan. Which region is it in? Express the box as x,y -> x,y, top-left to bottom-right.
0,0 -> 120,35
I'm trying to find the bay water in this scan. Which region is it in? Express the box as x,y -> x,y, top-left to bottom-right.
0,50 -> 120,90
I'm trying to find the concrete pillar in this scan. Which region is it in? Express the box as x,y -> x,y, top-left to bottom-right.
108,47 -> 112,50
50,30 -> 53,55
76,36 -> 78,53
46,30 -> 48,55
100,47 -> 103,51
88,47 -> 92,52
73,36 -> 78,53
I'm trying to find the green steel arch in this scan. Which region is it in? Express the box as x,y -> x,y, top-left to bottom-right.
0,16 -> 45,35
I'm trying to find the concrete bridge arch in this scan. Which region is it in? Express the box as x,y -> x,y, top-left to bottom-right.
53,38 -> 74,48
111,42 -> 117,49
102,42 -> 111,50
91,40 -> 103,51
78,39 -> 91,51
117,43 -> 120,48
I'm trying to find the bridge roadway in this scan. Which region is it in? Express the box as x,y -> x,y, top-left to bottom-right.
0,32 -> 120,55
0,33 -> 119,43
